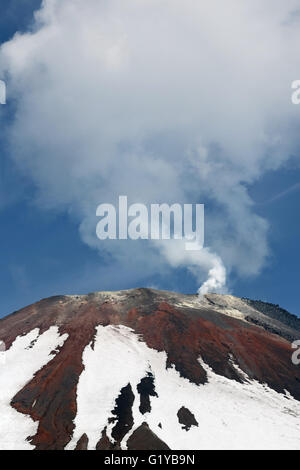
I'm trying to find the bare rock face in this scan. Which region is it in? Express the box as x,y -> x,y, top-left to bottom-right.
75,433 -> 89,450
127,423 -> 170,450
0,288 -> 299,450
177,407 -> 199,431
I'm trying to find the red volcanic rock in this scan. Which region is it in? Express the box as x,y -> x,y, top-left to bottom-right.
0,288 -> 299,450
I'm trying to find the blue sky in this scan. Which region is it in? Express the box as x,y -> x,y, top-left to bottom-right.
1,0 -> 300,318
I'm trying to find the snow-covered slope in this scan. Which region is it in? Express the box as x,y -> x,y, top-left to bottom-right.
0,288 -> 299,450
0,327 -> 68,450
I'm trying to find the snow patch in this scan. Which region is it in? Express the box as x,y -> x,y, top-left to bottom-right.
67,325 -> 300,450
0,327 -> 68,450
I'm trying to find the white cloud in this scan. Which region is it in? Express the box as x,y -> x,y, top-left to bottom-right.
1,0 -> 300,293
